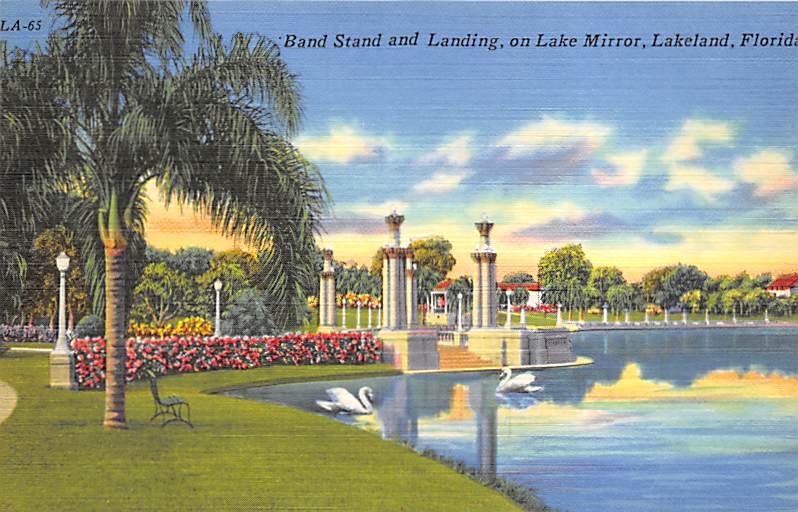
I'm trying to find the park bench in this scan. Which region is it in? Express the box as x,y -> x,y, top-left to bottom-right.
149,375 -> 193,428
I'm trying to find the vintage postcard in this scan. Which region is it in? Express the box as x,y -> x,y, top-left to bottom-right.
1,1 -> 796,511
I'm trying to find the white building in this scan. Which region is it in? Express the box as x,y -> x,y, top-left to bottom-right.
767,274 -> 798,298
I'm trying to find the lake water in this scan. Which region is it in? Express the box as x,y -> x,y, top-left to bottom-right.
230,328 -> 798,512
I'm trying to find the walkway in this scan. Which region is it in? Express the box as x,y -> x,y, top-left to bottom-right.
0,380 -> 17,425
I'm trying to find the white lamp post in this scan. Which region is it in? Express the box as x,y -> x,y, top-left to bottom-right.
457,292 -> 463,332
556,303 -> 563,327
50,251 -> 76,389
214,279 -> 223,337
624,308 -> 630,324
505,289 -> 513,329
644,309 -> 650,324
602,303 -> 609,324
764,308 -> 770,323
705,309 -> 710,325
356,301 -> 362,330
682,309 -> 688,325
54,252 -> 70,353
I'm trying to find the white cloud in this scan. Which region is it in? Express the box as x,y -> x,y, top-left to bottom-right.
295,124 -> 392,164
591,150 -> 648,187
413,170 -> 470,194
734,149 -> 798,198
497,117 -> 613,159
348,200 -> 409,217
418,133 -> 475,167
664,165 -> 736,200
662,119 -> 733,164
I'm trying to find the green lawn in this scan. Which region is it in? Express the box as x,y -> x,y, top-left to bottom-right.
0,352 -> 521,511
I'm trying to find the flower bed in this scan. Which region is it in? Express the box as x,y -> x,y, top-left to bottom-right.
0,324 -> 56,344
71,332 -> 382,389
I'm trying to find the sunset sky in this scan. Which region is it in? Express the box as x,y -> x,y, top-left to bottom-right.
6,1 -> 797,280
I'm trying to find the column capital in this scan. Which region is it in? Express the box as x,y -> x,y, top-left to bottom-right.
471,251 -> 497,263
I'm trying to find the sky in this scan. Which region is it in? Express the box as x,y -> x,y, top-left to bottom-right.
4,1 -> 797,281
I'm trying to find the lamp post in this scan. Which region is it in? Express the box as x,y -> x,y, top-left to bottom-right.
505,289 -> 513,329
214,279 -> 223,337
602,303 -> 609,324
705,309 -> 710,325
356,301 -> 362,330
624,308 -> 630,324
644,309 -> 650,324
556,303 -> 563,327
682,309 -> 688,325
54,252 -> 70,353
50,251 -> 76,389
457,292 -> 463,332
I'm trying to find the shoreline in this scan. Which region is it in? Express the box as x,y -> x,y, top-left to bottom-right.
567,322 -> 798,332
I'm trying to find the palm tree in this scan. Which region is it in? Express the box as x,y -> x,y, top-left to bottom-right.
1,1 -> 326,429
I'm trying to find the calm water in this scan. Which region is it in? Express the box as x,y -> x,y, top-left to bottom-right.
230,328 -> 798,512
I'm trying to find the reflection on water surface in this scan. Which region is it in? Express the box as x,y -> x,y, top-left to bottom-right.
230,328 -> 798,512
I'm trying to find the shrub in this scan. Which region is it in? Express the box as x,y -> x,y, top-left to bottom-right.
75,315 -> 104,338
71,332 -> 382,389
221,288 -> 277,336
128,316 -> 213,338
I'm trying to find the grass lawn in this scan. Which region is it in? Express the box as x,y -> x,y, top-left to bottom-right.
0,352 -> 522,512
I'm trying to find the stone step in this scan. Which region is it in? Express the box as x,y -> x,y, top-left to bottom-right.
437,346 -> 494,370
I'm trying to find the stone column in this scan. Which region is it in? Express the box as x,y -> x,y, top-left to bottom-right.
382,248 -> 391,328
471,253 -> 483,328
406,255 -> 418,328
319,248 -> 336,328
471,219 -> 497,328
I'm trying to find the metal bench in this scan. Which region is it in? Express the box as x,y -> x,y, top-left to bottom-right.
149,376 -> 193,428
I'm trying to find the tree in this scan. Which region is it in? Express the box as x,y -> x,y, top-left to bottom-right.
721,289 -> 744,316
538,244 -> 592,312
742,289 -> 771,315
1,1 -> 325,428
680,290 -> 704,313
659,265 -> 708,309
169,247 -> 213,278
606,284 -> 636,317
130,263 -> 194,326
370,236 -> 456,278
502,272 -> 535,284
640,265 -> 676,304
588,266 -> 626,305
22,226 -> 88,327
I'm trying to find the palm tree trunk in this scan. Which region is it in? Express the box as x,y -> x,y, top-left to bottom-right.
103,246 -> 127,429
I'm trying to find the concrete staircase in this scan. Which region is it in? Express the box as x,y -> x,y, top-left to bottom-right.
437,346 -> 494,370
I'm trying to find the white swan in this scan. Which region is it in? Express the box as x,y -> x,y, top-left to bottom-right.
315,386 -> 374,415
496,367 -> 542,394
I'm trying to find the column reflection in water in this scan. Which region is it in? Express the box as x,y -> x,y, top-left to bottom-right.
468,379 -> 498,479
379,377 -> 418,447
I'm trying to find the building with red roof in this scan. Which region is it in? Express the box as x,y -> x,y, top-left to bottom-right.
766,274 -> 798,298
